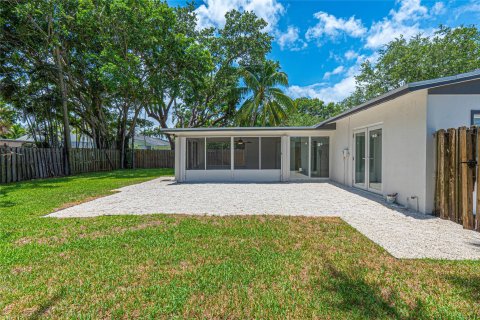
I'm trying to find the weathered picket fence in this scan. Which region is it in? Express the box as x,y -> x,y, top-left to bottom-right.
0,147 -> 66,183
434,126 -> 479,231
0,146 -> 174,184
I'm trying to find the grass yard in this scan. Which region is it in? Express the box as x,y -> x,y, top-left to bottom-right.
1,169 -> 480,319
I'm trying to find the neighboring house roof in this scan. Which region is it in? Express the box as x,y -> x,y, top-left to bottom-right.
16,133 -> 94,148
16,134 -> 42,142
16,133 -> 92,142
1,138 -> 29,143
134,135 -> 170,147
315,69 -> 480,128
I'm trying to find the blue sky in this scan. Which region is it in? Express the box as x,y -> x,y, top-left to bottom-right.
171,0 -> 480,102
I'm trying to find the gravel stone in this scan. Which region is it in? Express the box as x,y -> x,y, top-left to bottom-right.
48,178 -> 480,260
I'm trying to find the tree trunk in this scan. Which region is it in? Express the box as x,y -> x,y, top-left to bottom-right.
167,135 -> 174,150
54,46 -> 72,175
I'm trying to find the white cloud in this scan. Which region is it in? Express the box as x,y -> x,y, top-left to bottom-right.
287,50 -> 381,103
195,0 -> 285,31
390,0 -> 428,23
323,65 -> 345,79
292,0 -> 451,104
364,0 -> 431,49
303,0 -> 443,50
277,26 -> 307,51
454,0 -> 480,19
431,2 -> 446,15
287,75 -> 356,103
305,11 -> 367,44
344,50 -> 358,60
366,22 -> 424,49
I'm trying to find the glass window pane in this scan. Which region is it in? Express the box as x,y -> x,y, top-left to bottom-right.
311,137 -> 329,178
355,132 -> 365,184
290,137 -> 309,177
186,138 -> 205,170
369,129 -> 382,190
261,137 -> 281,169
234,137 -> 259,169
206,138 -> 231,170
472,112 -> 480,126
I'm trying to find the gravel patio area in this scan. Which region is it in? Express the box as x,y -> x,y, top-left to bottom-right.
48,177 -> 480,260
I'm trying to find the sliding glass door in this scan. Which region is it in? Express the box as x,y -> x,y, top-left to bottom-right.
290,137 -> 329,179
354,131 -> 366,187
354,126 -> 382,192
368,128 -> 382,191
311,137 -> 329,178
290,137 -> 309,178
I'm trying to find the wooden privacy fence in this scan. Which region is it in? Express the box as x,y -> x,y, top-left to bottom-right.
0,147 -> 65,183
435,126 -> 479,231
70,149 -> 121,174
132,149 -> 174,169
0,146 -> 173,184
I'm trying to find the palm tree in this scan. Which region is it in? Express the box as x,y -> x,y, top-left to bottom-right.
238,60 -> 295,126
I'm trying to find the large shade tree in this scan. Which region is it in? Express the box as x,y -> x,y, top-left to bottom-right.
1,0 -> 288,156
237,60 -> 295,126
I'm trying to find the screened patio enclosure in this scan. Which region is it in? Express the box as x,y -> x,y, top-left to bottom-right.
166,127 -> 334,182
184,136 -> 283,181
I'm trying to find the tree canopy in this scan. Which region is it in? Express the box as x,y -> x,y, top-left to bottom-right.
281,98 -> 343,127
0,0 -> 275,158
343,26 -> 480,107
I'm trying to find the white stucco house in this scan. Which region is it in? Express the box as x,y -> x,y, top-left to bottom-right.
162,70 -> 480,214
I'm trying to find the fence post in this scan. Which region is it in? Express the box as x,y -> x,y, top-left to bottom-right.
0,147 -> 4,183
466,128 -> 475,230
437,130 -> 447,219
447,128 -> 458,222
459,127 -> 475,229
459,127 -> 467,226
477,128 -> 480,231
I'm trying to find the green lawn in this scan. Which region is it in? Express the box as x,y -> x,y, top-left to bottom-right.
1,169 -> 479,319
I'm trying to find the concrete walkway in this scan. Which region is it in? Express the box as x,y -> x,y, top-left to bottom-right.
48,178 -> 480,260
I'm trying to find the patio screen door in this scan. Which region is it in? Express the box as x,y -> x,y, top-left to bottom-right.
354,126 -> 382,193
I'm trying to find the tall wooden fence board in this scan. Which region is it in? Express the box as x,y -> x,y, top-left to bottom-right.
435,126 -> 478,232
70,149 -> 121,174
133,149 -> 174,169
0,147 -> 173,184
0,147 -> 67,183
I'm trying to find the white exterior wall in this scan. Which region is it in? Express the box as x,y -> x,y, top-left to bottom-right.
174,137 -> 185,182
425,94 -> 480,213
331,91 -> 429,212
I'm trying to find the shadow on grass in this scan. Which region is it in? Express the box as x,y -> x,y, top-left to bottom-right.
0,168 -> 173,189
28,287 -> 65,320
321,262 -> 401,318
0,200 -> 15,207
81,168 -> 174,180
0,179 -> 65,190
447,274 -> 480,303
316,245 -> 455,319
